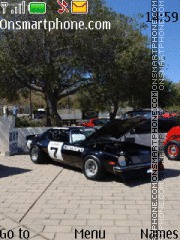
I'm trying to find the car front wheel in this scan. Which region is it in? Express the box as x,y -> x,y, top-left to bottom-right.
30,146 -> 46,164
164,141 -> 180,160
83,156 -> 105,180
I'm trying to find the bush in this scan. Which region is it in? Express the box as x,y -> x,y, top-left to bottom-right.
15,116 -> 46,128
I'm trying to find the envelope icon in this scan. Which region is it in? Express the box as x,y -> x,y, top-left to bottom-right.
71,1 -> 88,14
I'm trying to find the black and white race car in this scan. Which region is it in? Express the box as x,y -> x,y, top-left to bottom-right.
26,118 -> 164,180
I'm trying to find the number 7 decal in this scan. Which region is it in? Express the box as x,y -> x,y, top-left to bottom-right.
50,147 -> 58,158
48,142 -> 64,160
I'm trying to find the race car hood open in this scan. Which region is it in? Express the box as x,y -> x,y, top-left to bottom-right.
86,117 -> 146,141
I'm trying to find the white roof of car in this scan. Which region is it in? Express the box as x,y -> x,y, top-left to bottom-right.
51,126 -> 83,130
52,127 -> 69,130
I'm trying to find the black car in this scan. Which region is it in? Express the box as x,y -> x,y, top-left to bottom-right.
123,109 -> 164,120
27,118 -> 164,180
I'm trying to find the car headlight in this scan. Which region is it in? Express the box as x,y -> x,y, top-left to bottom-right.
118,151 -> 127,167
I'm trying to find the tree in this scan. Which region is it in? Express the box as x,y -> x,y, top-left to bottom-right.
76,15 -> 153,119
1,0 -> 175,124
77,21 -> 179,118
159,81 -> 180,110
0,0 -> 112,125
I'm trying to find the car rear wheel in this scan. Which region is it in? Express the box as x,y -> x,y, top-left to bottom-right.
83,156 -> 105,180
30,146 -> 46,164
164,141 -> 180,160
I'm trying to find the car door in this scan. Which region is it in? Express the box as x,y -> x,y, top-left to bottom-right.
61,129 -> 86,168
48,130 -> 69,162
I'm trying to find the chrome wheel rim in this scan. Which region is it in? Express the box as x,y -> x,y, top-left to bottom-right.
168,145 -> 179,157
84,159 -> 98,177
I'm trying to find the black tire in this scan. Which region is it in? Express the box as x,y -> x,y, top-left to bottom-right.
83,156 -> 105,180
30,146 -> 46,164
164,140 -> 180,160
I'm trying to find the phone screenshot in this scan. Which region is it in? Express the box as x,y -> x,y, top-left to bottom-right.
0,0 -> 179,240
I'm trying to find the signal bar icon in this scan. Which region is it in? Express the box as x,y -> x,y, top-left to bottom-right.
0,2 -> 8,14
0,1 -> 46,15
11,1 -> 26,14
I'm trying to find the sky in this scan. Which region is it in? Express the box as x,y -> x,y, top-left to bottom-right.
105,0 -> 180,83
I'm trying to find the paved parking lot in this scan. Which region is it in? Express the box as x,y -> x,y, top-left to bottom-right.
0,155 -> 179,240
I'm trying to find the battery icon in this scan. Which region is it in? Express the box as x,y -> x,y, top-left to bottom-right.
28,2 -> 46,14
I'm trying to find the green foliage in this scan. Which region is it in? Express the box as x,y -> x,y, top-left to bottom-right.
0,0 -> 116,123
77,16 -> 152,116
0,0 -> 178,121
15,117 -> 31,128
0,44 -> 20,101
15,116 -> 46,128
164,82 -> 180,111
158,81 -> 179,108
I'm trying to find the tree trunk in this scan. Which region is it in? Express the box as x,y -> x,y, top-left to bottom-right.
45,93 -> 62,126
110,102 -> 119,121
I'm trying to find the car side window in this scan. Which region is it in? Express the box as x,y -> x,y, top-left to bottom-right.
58,132 -> 69,142
48,130 -> 69,142
71,130 -> 86,143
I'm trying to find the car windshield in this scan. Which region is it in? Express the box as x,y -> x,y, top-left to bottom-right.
82,128 -> 96,137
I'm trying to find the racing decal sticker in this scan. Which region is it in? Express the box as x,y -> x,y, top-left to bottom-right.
48,141 -> 64,160
63,145 -> 84,152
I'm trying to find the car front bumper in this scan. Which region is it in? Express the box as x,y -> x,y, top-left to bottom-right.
113,161 -> 164,174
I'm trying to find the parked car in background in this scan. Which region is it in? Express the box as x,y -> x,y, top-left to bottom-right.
123,109 -> 164,120
27,117 -> 164,181
164,126 -> 180,160
115,117 -> 180,149
171,112 -> 177,118
80,118 -> 110,127
161,112 -> 178,119
34,108 -> 46,119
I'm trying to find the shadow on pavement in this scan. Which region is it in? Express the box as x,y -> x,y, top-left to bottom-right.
52,161 -> 82,173
51,161 -> 180,186
122,168 -> 180,187
160,168 -> 180,179
0,164 -> 31,178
